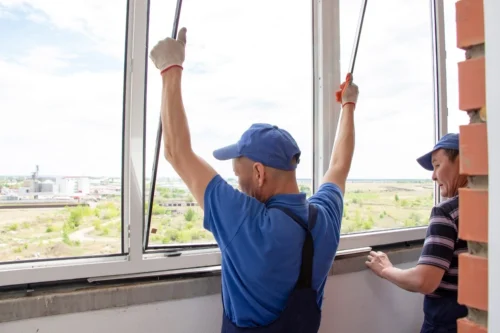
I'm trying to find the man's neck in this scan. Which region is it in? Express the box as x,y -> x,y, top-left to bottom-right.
260,181 -> 300,202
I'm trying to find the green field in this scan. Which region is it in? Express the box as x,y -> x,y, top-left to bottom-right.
0,180 -> 434,262
340,181 -> 433,233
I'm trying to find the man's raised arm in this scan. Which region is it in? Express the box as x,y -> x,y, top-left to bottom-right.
149,27 -> 217,209
321,77 -> 359,194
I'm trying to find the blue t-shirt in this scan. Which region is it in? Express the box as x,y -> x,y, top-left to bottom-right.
203,175 -> 343,327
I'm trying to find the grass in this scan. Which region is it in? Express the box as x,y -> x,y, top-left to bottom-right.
340,181 -> 433,233
0,199 -> 122,261
149,206 -> 214,244
147,180 -> 434,244
0,180 -> 434,262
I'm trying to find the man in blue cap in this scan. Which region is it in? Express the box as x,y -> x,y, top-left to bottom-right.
149,28 -> 358,332
366,133 -> 469,333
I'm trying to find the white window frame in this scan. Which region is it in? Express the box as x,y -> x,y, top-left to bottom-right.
0,0 -> 223,287
0,0 -> 446,287
337,0 -> 449,250
431,0 -> 448,206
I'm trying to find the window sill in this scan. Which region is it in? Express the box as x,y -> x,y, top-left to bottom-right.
0,242 -> 422,324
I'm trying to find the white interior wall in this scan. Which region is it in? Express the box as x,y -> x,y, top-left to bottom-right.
0,262 -> 423,333
484,0 -> 500,330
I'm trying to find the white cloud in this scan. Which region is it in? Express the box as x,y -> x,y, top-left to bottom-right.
0,5 -> 15,19
0,0 -> 127,58
0,0 -> 470,180
0,53 -> 123,176
146,0 -> 313,178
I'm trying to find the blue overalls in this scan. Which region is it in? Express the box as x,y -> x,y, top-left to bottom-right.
221,204 -> 322,333
420,296 -> 468,333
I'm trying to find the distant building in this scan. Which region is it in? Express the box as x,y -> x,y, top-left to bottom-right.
0,194 -> 19,201
161,201 -> 198,207
18,187 -> 31,194
56,177 -> 90,195
57,178 -> 75,194
77,178 -> 90,194
40,180 -> 58,193
22,179 -> 38,193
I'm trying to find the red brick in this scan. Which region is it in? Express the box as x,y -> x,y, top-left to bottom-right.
459,188 -> 488,243
457,318 -> 487,333
456,0 -> 485,49
458,57 -> 486,111
458,253 -> 488,311
459,123 -> 488,175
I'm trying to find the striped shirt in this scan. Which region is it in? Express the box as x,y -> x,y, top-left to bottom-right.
417,196 -> 468,298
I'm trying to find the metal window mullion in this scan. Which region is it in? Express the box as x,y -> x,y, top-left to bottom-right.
125,0 -> 149,261
312,0 -> 341,193
144,0 -> 183,251
121,0 -> 134,255
430,0 -> 448,205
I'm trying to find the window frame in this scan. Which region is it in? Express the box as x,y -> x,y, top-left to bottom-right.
335,0 -> 448,251
431,0 -> 449,205
0,0 -> 448,287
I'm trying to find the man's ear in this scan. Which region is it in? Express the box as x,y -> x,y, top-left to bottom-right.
253,163 -> 266,187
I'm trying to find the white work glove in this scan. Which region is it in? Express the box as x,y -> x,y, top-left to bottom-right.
335,73 -> 359,107
149,27 -> 187,74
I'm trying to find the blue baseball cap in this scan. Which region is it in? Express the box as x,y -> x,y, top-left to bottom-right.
416,133 -> 460,171
213,123 -> 301,171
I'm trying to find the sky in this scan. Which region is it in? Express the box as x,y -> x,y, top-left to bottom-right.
0,0 -> 470,180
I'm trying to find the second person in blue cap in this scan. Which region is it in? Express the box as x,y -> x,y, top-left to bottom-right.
365,133 -> 469,333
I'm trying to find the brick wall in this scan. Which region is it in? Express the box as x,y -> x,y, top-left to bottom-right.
455,0 -> 489,332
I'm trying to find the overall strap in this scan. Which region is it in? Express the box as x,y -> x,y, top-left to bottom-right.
267,204 -> 319,289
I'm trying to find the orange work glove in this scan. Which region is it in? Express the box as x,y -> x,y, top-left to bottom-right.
335,73 -> 359,108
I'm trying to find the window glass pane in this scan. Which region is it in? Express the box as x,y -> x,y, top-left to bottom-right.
339,0 -> 435,234
444,1 -> 470,134
146,0 -> 313,246
0,1 -> 126,261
